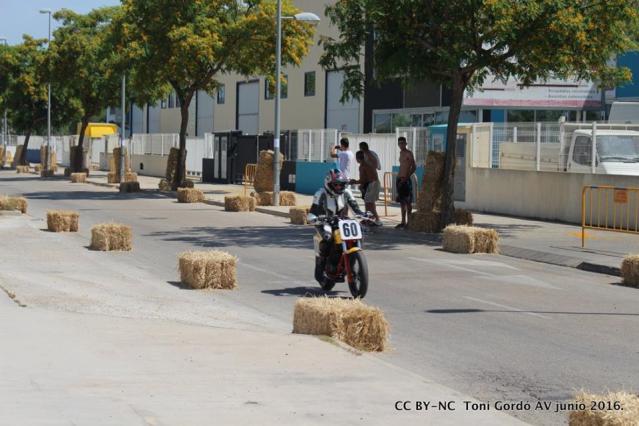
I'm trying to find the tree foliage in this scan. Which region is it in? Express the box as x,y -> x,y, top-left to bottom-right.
321,0 -> 639,227
116,0 -> 315,188
49,7 -> 124,171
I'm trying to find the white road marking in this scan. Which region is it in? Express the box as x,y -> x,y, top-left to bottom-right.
241,262 -> 291,280
464,296 -> 552,320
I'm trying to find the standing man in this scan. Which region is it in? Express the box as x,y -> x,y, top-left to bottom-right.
330,137 -> 355,180
351,150 -> 383,226
396,136 -> 416,229
359,141 -> 381,171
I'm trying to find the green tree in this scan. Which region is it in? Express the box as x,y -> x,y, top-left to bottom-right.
49,7 -> 124,171
116,0 -> 315,189
0,36 -> 77,164
320,0 -> 639,227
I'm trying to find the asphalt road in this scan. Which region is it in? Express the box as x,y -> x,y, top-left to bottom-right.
2,172 -> 639,425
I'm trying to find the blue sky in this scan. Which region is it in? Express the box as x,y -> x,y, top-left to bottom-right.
0,0 -> 121,45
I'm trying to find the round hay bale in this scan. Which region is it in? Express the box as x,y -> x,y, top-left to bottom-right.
178,251 -> 238,290
177,188 -> 204,203
569,391 -> 639,425
621,255 -> 639,287
47,210 -> 79,232
290,206 -> 310,225
90,223 -> 133,251
119,182 -> 141,193
0,196 -> 28,214
224,195 -> 256,212
293,298 -> 390,352
442,225 -> 499,254
70,173 -> 87,183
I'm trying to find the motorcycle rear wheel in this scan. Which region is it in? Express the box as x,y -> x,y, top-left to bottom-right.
348,252 -> 368,298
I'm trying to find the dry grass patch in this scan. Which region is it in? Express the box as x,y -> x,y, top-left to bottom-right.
70,173 -> 87,183
224,195 -> 256,212
569,391 -> 639,425
621,255 -> 639,288
47,210 -> 79,232
0,196 -> 28,214
293,298 -> 390,352
119,182 -> 141,193
90,223 -> 132,251
177,188 -> 204,203
442,225 -> 499,254
178,251 -> 237,290
290,206 -> 310,225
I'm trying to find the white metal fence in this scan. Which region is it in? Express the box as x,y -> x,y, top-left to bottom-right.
295,129 -> 339,162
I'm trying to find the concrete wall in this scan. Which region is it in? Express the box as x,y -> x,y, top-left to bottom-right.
131,154 -> 168,178
465,167 -> 639,224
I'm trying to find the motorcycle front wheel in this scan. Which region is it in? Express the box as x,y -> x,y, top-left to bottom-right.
348,252 -> 369,298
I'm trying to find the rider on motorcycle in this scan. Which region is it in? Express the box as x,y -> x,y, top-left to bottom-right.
308,169 -> 365,274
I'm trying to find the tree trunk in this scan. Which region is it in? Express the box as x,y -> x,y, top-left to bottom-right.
172,98 -> 191,190
19,131 -> 32,165
72,117 -> 90,172
440,72 -> 467,228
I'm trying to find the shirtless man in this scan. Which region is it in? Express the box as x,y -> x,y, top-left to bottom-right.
396,137 -> 416,229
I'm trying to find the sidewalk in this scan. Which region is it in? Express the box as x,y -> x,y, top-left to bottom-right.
83,171 -> 638,276
0,212 -> 524,426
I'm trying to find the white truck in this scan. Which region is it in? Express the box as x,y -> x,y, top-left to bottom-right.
498,120 -> 639,175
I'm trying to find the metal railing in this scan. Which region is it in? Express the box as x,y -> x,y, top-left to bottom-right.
581,185 -> 639,247
242,163 -> 257,195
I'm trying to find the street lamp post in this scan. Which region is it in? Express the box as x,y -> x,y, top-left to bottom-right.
120,75 -> 126,183
40,9 -> 52,174
272,4 -> 320,206
0,38 -> 7,161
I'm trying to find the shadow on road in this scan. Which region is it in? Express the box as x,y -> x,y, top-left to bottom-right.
0,176 -> 67,183
427,308 -> 639,316
23,190 -> 175,201
167,280 -> 194,290
473,222 -> 542,237
261,286 -> 344,297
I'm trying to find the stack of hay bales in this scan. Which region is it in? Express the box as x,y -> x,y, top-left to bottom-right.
224,195 -> 256,212
621,255 -> 639,287
409,152 -> 445,233
177,188 -> 204,203
0,196 -> 28,214
293,298 -> 390,352
119,182 -> 141,193
70,173 -> 87,183
290,206 -> 310,225
108,147 -> 133,184
442,225 -> 499,254
46,211 -> 79,232
178,251 -> 238,290
569,391 -> 639,425
90,223 -> 132,251
254,150 -> 283,193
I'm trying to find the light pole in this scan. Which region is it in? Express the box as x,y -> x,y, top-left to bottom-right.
119,75 -> 126,183
40,9 -> 52,174
0,38 -> 7,161
272,5 -> 320,206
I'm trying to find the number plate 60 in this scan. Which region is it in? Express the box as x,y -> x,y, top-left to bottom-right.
339,220 -> 362,241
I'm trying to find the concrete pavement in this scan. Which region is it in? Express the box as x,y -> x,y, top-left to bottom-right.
3,171 -> 639,425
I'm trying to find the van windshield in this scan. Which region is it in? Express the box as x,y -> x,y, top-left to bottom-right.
597,135 -> 639,162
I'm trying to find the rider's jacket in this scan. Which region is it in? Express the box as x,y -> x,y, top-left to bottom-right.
308,188 -> 363,219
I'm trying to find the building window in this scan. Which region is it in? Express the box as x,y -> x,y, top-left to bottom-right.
265,75 -> 288,100
507,110 -> 535,123
168,93 -> 175,109
304,71 -> 316,97
217,85 -> 225,104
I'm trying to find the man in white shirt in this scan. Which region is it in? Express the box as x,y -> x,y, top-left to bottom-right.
330,137 -> 355,180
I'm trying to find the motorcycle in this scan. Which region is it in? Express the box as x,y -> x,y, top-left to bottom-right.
312,214 -> 369,298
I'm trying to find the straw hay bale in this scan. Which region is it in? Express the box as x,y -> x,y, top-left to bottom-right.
158,178 -> 172,192
290,206 -> 310,225
39,146 -> 57,172
177,188 -> 204,203
280,191 -> 296,206
12,145 -> 24,168
254,150 -> 284,193
16,165 -> 30,174
0,196 -> 28,214
124,172 -> 138,183
454,209 -> 474,226
621,255 -> 639,288
224,195 -> 256,212
34,164 -> 42,173
47,210 -> 79,232
107,172 -> 119,184
70,173 -> 87,183
0,146 -> 4,165
569,391 -> 639,426
408,211 -> 442,233
442,225 -> 499,254
119,182 -> 141,193
90,223 -> 132,251
416,151 -> 445,212
255,191 -> 274,206
165,147 -> 186,184
178,251 -> 237,290
293,298 -> 390,352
